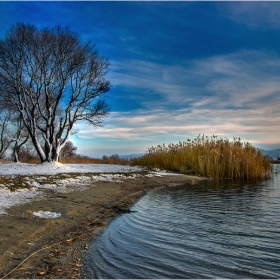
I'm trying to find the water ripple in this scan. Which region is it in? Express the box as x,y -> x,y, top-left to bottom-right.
83,172 -> 280,279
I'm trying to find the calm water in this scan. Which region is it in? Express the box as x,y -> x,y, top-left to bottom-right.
83,168 -> 280,279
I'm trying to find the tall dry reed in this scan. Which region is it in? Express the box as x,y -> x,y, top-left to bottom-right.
133,135 -> 272,179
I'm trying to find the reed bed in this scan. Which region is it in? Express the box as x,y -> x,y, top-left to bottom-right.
133,135 -> 272,179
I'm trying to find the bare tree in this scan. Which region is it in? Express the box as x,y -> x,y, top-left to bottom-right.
10,113 -> 30,162
110,154 -> 120,160
18,145 -> 37,161
0,110 -> 30,162
0,23 -> 110,163
60,141 -> 77,158
0,110 -> 12,159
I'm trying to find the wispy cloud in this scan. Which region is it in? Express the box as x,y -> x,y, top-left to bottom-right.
217,2 -> 280,29
110,50 -> 280,112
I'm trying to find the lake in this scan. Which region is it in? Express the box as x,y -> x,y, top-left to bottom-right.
82,166 -> 280,278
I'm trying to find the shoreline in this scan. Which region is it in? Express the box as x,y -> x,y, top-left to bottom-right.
0,173 -> 203,279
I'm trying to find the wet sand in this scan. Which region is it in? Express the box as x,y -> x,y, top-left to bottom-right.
0,173 -> 203,279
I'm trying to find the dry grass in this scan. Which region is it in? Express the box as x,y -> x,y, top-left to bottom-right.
19,157 -> 41,164
59,156 -> 130,165
132,135 -> 272,179
19,156 -> 131,165
0,175 -> 35,191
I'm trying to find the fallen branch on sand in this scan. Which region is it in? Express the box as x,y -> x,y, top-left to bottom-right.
0,210 -> 110,279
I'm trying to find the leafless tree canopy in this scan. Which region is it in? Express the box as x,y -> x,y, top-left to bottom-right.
0,23 -> 111,162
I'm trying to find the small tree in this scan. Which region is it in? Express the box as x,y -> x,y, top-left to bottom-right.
60,141 -> 77,158
0,109 -> 30,161
0,23 -> 110,163
110,154 -> 120,160
9,113 -> 30,162
0,110 -> 12,159
18,146 -> 37,161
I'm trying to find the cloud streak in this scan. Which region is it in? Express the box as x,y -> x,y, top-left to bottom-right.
217,2 -> 280,30
109,50 -> 280,114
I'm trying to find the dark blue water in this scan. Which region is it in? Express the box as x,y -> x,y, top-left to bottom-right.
83,167 -> 280,278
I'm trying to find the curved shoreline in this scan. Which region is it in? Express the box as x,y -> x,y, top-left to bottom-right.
0,173 -> 203,279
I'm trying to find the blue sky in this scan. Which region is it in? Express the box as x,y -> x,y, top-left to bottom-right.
0,1 -> 280,157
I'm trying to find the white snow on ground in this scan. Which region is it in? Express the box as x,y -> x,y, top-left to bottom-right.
0,162 -> 171,216
67,164 -> 144,174
0,162 -> 143,176
0,186 -> 39,215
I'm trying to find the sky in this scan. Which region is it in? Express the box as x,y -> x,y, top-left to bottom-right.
0,1 -> 280,157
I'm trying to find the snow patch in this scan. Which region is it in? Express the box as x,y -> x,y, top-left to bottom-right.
0,187 -> 40,215
33,211 -> 61,218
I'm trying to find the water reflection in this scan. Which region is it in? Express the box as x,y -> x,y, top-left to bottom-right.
83,171 -> 280,279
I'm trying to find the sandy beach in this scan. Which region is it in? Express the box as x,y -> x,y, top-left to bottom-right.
0,163 -> 203,279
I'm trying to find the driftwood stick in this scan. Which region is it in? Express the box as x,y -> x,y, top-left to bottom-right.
1,209 -> 111,280
0,241 -> 63,280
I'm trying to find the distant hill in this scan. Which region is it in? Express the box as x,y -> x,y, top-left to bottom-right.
119,153 -> 144,159
259,149 -> 280,160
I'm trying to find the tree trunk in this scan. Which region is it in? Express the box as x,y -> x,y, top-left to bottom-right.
44,143 -> 53,162
29,134 -> 45,163
52,148 -> 59,162
0,149 -> 7,160
13,145 -> 20,163
0,143 -> 9,159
